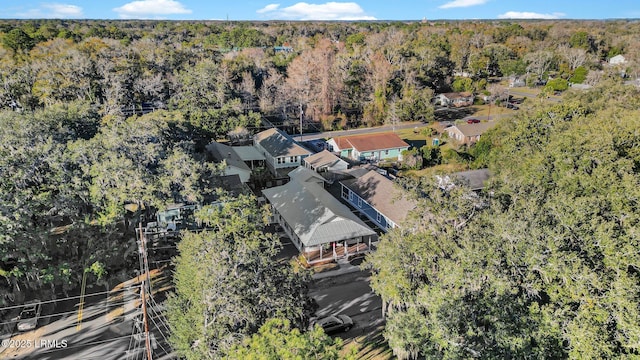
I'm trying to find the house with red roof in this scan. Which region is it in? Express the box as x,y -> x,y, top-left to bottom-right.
326,132 -> 410,162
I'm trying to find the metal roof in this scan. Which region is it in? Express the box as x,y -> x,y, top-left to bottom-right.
448,168 -> 491,191
262,167 -> 376,247
233,146 -> 266,161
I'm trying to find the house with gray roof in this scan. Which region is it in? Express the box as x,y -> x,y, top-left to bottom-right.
206,141 -> 252,183
340,170 -> 417,232
262,167 -> 377,264
445,121 -> 497,145
253,128 -> 313,177
303,150 -> 349,183
232,145 -> 266,169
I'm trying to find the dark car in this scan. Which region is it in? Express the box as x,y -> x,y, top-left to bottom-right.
310,314 -> 353,334
505,103 -> 519,110
466,118 -> 481,124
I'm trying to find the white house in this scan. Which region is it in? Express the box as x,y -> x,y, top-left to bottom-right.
435,92 -> 474,107
253,128 -> 313,177
262,167 -> 377,264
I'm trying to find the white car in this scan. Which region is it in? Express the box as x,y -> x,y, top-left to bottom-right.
16,300 -> 42,331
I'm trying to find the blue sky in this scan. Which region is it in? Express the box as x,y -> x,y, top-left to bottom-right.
2,1 -> 639,20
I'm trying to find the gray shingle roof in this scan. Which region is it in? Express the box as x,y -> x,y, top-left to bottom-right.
452,121 -> 497,137
303,150 -> 348,169
340,170 -> 417,226
254,128 -> 312,157
206,142 -> 251,172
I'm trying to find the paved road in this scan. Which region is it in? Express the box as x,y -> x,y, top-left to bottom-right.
309,269 -> 384,340
3,281 -> 174,360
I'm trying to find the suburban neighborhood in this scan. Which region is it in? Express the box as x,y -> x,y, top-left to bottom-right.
1,11 -> 639,360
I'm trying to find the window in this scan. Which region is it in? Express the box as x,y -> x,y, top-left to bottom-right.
348,192 -> 353,201
290,156 -> 297,163
358,198 -> 362,208
342,186 -> 349,199
277,157 -> 284,164
376,212 -> 381,223
385,150 -> 389,155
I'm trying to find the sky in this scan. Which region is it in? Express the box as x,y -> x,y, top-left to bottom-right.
1,0 -> 639,21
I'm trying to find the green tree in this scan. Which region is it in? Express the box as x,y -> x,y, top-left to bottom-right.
226,318 -> 346,360
2,28 -> 35,57
167,195 -> 310,359
451,77 -> 473,92
367,83 -> 640,359
420,145 -> 442,167
545,78 -> 569,92
569,66 -> 588,84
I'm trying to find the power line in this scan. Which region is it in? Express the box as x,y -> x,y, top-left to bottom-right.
0,286 -> 135,313
0,298 -> 137,328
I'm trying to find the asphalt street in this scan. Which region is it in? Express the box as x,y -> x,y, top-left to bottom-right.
3,279 -> 174,360
309,269 -> 384,340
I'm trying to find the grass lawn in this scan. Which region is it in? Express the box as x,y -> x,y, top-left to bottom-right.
395,126 -> 455,152
510,87 -> 541,96
403,163 -> 469,178
470,104 -> 516,118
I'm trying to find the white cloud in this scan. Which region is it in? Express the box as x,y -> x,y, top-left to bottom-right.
439,0 -> 488,9
498,11 -> 565,19
257,2 -> 376,21
15,3 -> 84,18
257,4 -> 281,14
113,0 -> 192,19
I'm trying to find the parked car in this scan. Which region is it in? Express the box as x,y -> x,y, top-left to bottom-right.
309,314 -> 353,334
466,118 -> 481,124
505,103 -> 519,110
16,300 -> 42,331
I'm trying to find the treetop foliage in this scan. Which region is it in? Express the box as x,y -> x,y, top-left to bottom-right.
366,82 -> 640,359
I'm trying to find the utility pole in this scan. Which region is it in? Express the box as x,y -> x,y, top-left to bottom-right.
299,103 -> 303,141
138,223 -> 153,360
141,280 -> 153,360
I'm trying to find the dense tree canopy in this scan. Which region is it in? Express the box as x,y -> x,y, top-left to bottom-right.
366,82 -> 640,359
167,195 -> 311,359
2,19 -> 639,131
0,103 -> 216,302
226,318 -> 347,360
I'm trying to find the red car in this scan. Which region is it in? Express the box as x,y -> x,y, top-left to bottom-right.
466,118 -> 480,124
